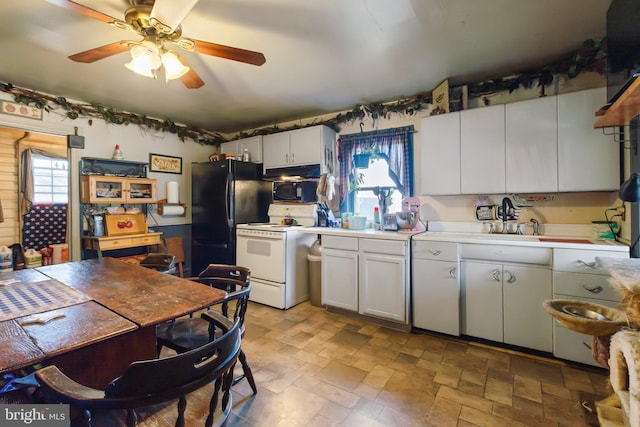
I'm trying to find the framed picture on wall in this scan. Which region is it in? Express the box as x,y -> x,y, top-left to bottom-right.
149,153 -> 182,174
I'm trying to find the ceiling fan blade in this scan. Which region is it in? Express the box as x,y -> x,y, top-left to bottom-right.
45,0 -> 117,23
69,42 -> 130,63
176,55 -> 204,89
151,0 -> 199,34
192,40 -> 266,66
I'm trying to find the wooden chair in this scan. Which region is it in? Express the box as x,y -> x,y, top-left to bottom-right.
156,264 -> 257,395
163,236 -> 185,278
35,315 -> 241,427
139,253 -> 176,275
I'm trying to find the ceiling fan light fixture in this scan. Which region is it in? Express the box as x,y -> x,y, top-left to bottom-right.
161,50 -> 190,81
125,41 -> 161,78
124,56 -> 156,78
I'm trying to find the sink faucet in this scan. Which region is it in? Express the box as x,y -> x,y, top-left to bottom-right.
530,218 -> 540,236
501,197 -> 515,233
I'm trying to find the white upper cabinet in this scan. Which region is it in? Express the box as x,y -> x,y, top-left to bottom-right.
262,132 -> 290,168
420,112 -> 461,195
220,136 -> 263,163
419,88 -> 618,195
460,104 -> 506,194
506,95 -> 558,193
557,87 -> 620,191
263,125 -> 337,175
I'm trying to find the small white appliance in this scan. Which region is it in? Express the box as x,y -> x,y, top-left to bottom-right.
236,203 -> 317,309
397,197 -> 426,234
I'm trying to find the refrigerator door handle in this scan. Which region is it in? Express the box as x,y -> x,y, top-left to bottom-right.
225,174 -> 233,229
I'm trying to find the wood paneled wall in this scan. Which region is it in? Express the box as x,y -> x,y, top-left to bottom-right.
0,127 -> 66,247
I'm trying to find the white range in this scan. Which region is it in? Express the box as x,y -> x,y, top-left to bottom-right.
236,203 -> 317,309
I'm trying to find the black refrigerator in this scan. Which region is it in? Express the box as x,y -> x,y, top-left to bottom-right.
191,159 -> 272,275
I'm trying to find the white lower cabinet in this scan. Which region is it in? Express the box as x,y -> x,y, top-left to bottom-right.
460,244 -> 553,352
321,235 -> 409,324
359,251 -> 406,322
412,240 -> 460,335
321,236 -> 358,311
552,248 -> 629,366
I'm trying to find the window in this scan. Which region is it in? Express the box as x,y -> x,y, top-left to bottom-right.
353,158 -> 403,221
338,125 -> 414,219
32,153 -> 68,204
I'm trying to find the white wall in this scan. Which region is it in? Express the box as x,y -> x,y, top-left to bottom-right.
0,92 -> 215,260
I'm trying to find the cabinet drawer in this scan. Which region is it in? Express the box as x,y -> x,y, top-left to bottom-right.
554,324 -> 600,367
460,244 -> 552,265
553,248 -> 628,274
412,241 -> 458,261
360,239 -> 406,256
322,235 -> 358,251
553,271 -> 621,302
99,238 -> 133,250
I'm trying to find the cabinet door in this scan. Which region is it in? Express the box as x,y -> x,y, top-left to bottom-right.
557,88 -> 619,191
219,141 -> 239,157
461,261 -> 503,342
126,178 -> 156,203
262,133 -> 291,169
359,252 -> 406,322
502,265 -> 552,352
321,248 -> 358,311
460,104 -> 506,194
506,96 -> 558,193
412,258 -> 459,335
238,136 -> 263,163
420,113 -> 461,195
81,176 -> 126,203
289,126 -> 321,166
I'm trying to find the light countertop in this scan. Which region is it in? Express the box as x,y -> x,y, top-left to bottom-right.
412,231 -> 630,251
298,227 -> 417,241
298,227 -> 629,250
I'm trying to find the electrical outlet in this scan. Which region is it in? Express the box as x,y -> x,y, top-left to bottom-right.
618,204 -> 626,221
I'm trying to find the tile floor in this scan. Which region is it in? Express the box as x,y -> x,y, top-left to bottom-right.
58,300 -> 611,426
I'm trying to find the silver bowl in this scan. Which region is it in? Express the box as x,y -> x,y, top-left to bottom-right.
562,305 -> 609,321
396,211 -> 419,229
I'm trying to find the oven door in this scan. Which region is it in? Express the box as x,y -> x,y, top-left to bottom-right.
236,229 -> 286,283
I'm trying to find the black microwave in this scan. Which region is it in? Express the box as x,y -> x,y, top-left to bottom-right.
273,181 -> 317,202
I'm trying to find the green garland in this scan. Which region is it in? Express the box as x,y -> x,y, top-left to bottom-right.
0,39 -> 606,146
0,82 -> 228,145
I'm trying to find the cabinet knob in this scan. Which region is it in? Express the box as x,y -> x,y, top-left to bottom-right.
429,249 -> 441,256
505,270 -> 516,283
449,267 -> 457,278
492,269 -> 501,282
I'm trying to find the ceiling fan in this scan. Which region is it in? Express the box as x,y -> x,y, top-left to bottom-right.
46,0 -> 266,88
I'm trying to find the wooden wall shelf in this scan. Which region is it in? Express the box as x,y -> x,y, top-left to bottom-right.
594,78 -> 640,128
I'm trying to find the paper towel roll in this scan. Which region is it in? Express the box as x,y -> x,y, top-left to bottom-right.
167,181 -> 179,204
161,205 -> 185,216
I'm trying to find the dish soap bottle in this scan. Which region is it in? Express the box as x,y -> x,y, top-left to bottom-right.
373,207 -> 381,230
112,144 -> 124,160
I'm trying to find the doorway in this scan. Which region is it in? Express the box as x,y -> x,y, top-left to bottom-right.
0,127 -> 69,256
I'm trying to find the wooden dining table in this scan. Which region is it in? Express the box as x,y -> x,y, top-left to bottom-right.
0,258 -> 227,389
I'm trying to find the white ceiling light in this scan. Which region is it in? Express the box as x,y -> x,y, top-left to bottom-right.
124,40 -> 161,78
125,41 -> 189,82
161,50 -> 190,82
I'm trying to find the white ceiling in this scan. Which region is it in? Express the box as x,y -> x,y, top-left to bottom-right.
0,0 -> 611,134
